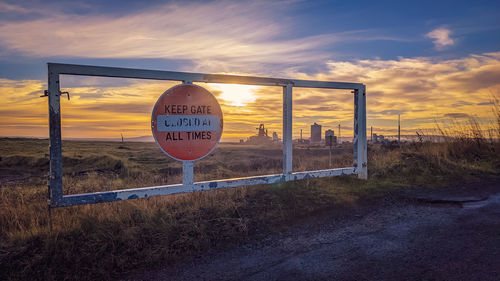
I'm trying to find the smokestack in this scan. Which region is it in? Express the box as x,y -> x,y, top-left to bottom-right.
300,129 -> 302,140
338,124 -> 341,144
398,114 -> 401,143
371,126 -> 373,142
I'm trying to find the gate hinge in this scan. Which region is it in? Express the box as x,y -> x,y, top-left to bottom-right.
41,90 -> 70,100
60,91 -> 70,100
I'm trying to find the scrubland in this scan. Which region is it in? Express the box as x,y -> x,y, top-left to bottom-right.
0,117 -> 499,280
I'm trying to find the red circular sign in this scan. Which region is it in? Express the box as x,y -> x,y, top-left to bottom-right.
151,84 -> 223,161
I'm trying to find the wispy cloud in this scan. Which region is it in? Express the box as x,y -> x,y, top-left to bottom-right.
0,2 -> 28,13
0,1 -> 336,74
444,113 -> 469,118
0,1 -> 422,76
426,27 -> 455,50
0,78 -> 46,137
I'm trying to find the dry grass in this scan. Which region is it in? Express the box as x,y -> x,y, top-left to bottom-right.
0,112 -> 499,280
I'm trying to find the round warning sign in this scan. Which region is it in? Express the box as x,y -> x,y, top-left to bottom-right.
151,84 -> 223,161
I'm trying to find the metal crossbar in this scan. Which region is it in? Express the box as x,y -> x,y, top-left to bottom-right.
47,63 -> 367,207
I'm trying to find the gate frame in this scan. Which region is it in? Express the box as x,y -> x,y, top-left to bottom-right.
47,63 -> 367,207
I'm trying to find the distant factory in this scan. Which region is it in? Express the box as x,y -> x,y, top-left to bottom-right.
298,122 -> 340,146
244,124 -> 281,145
243,114 -> 404,146
243,122 -> 345,146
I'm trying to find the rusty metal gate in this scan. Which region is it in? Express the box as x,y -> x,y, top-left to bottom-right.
46,63 -> 367,208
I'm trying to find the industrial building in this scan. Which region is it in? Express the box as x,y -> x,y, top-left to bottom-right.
325,129 -> 337,146
310,123 -> 322,143
246,124 -> 282,145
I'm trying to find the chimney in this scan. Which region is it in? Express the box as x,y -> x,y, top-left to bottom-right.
398,114 -> 401,143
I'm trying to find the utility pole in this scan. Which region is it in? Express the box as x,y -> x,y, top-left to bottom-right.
328,135 -> 333,168
398,115 -> 401,143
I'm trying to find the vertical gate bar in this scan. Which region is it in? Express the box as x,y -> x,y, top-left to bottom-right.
181,82 -> 194,186
358,85 -> 368,179
353,89 -> 359,172
48,65 -> 63,206
183,161 -> 194,186
283,84 -> 293,179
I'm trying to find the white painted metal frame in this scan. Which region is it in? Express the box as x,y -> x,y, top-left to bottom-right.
47,63 -> 367,207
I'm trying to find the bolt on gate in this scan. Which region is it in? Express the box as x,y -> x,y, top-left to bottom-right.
46,63 -> 367,208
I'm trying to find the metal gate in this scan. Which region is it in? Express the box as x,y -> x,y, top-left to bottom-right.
46,63 -> 367,207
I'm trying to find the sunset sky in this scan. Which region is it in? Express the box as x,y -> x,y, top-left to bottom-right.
0,0 -> 499,141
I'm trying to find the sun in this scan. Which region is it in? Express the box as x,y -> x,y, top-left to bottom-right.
210,83 -> 259,106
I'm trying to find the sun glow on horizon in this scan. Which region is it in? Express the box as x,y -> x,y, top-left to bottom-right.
210,83 -> 259,106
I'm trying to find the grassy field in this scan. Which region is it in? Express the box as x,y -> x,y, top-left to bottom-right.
0,121 -> 499,280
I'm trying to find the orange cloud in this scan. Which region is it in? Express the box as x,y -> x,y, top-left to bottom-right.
293,52 -> 500,136
1,52 -> 500,141
0,79 -> 46,137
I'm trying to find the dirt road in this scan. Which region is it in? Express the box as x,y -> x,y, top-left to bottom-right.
127,180 -> 500,281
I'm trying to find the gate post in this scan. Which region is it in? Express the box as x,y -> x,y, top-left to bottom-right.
282,84 -> 293,180
48,65 -> 63,205
353,85 -> 368,179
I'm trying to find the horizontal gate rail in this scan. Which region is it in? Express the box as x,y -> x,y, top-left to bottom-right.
57,168 -> 356,207
47,63 -> 367,208
49,63 -> 363,89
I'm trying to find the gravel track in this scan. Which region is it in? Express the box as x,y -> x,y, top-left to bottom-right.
125,179 -> 500,281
